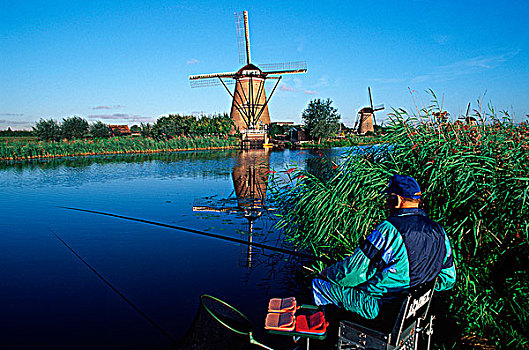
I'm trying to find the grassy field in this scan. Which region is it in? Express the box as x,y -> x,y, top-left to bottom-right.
0,136 -> 38,142
272,98 -> 529,348
295,135 -> 385,148
0,135 -> 239,162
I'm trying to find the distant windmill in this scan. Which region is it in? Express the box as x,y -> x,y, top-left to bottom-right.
354,87 -> 385,135
190,11 -> 307,146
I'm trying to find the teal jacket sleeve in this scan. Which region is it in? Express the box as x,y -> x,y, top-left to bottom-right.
435,231 -> 456,291
325,246 -> 374,287
325,224 -> 391,287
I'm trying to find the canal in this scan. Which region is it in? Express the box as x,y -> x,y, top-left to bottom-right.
0,148 -> 348,349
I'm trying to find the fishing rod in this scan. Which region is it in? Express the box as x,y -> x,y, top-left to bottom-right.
58,206 -> 333,264
51,229 -> 177,345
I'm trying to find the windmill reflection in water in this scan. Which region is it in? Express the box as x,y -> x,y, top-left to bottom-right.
193,149 -> 274,267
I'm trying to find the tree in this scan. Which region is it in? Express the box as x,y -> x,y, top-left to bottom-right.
302,98 -> 341,143
269,123 -> 288,139
210,113 -> 233,136
140,122 -> 154,137
61,116 -> 89,139
90,121 -> 111,138
130,125 -> 140,134
33,118 -> 61,141
153,114 -> 193,138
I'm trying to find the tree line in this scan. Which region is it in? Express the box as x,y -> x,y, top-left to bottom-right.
26,99 -> 375,143
139,113 -> 233,139
32,113 -> 234,141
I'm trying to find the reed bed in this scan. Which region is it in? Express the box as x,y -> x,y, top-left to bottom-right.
298,135 -> 384,148
0,136 -> 238,162
272,97 -> 529,348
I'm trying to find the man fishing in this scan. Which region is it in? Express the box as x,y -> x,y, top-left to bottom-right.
312,174 -> 456,319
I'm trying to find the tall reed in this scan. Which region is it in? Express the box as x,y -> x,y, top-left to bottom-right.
0,135 -> 238,162
272,94 -> 529,347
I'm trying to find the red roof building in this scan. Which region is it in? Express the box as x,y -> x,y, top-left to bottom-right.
109,125 -> 131,136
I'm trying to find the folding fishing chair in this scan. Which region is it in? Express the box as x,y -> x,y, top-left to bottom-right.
337,280 -> 436,350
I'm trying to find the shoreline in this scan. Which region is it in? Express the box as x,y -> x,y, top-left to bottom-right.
0,136 -> 386,163
0,145 -> 239,163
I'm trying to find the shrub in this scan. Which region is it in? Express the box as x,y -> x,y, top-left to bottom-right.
61,116 -> 89,139
90,121 -> 111,138
33,118 -> 61,141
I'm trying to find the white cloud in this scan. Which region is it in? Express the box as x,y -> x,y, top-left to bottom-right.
296,37 -> 306,53
0,113 -> 24,117
411,50 -> 520,84
187,58 -> 200,65
0,119 -> 28,124
280,84 -> 295,92
92,105 -> 125,110
314,75 -> 330,88
433,35 -> 449,45
87,114 -> 152,123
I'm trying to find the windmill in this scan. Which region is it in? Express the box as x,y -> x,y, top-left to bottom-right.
189,11 -> 307,147
354,87 -> 385,135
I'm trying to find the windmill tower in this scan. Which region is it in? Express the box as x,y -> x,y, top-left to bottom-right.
190,11 -> 307,148
354,87 -> 385,135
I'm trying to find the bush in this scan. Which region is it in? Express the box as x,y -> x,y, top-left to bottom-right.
33,118 -> 61,141
90,121 -> 111,138
272,93 -> 529,347
61,116 -> 89,139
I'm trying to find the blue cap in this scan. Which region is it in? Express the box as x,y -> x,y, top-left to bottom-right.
383,175 -> 422,199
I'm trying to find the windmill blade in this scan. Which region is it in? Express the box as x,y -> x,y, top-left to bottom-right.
373,104 -> 385,111
263,68 -> 307,76
235,11 -> 251,65
259,61 -> 307,72
368,86 -> 374,110
234,11 -> 247,64
189,71 -> 237,80
243,11 -> 251,64
190,78 -> 235,88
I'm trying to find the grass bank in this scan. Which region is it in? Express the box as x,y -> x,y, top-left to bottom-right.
0,135 -> 239,162
279,135 -> 385,149
311,135 -> 384,148
272,98 -> 529,348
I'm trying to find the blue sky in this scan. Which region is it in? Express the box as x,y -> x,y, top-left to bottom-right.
1,0 -> 528,129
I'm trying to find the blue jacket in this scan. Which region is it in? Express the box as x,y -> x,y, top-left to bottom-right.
326,208 -> 456,299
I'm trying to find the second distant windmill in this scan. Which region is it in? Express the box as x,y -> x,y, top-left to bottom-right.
190,11 -> 307,148
354,87 -> 385,135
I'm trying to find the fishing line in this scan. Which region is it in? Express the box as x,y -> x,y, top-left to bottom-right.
58,206 -> 332,263
51,229 -> 177,345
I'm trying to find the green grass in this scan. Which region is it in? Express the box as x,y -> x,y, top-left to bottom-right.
290,135 -> 385,149
0,136 -> 38,142
0,135 -> 239,162
271,94 -> 529,348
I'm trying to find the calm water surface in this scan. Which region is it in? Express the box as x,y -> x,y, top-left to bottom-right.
0,148 -> 351,349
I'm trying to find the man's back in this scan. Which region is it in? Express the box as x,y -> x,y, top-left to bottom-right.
312,175 -> 456,319
386,208 -> 448,288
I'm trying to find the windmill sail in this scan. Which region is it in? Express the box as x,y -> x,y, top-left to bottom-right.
189,71 -> 238,80
263,68 -> 308,76
235,11 -> 251,65
373,104 -> 385,111
190,78 -> 235,88
259,61 -> 307,72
